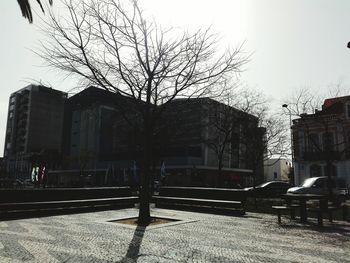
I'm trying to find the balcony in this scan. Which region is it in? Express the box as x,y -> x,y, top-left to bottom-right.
18,112 -> 28,120
18,97 -> 29,105
18,104 -> 29,112
15,145 -> 25,152
302,151 -> 342,161
16,136 -> 26,144
16,119 -> 27,128
17,128 -> 26,136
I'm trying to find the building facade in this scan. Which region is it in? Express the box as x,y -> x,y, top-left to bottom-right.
292,95 -> 350,186
3,85 -> 67,180
158,98 -> 264,187
264,158 -> 291,182
3,85 -> 265,187
59,88 -> 264,187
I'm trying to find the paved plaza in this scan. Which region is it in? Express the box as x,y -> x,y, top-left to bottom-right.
0,208 -> 349,263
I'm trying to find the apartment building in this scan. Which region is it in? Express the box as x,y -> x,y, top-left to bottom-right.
292,95 -> 350,186
4,85 -> 67,179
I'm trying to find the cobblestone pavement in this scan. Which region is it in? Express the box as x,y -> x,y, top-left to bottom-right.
0,208 -> 349,263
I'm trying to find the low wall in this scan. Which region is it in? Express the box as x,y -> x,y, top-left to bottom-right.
0,187 -> 132,203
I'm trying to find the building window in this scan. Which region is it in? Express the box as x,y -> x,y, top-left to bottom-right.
322,132 -> 334,151
323,165 -> 337,177
308,133 -> 320,152
347,103 -> 350,118
273,172 -> 277,179
310,164 -> 322,177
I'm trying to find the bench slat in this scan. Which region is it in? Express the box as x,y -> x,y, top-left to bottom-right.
153,196 -> 244,209
0,197 -> 139,212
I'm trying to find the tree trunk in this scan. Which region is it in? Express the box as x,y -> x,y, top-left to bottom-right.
137,128 -> 152,225
252,170 -> 257,210
217,158 -> 223,187
137,82 -> 153,226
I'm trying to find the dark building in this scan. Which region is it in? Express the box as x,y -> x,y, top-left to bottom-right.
61,89 -> 263,187
157,98 -> 264,187
3,85 -> 264,187
3,84 -> 67,180
57,86 -> 140,186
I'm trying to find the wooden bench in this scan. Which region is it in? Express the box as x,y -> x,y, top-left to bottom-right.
341,200 -> 349,221
307,200 -> 348,226
152,187 -> 247,214
272,204 -> 300,224
0,187 -> 138,219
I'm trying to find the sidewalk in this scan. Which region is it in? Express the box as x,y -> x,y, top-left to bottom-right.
0,208 -> 349,262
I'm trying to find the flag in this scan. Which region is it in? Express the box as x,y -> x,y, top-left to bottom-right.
31,167 -> 36,182
160,161 -> 166,179
40,166 -> 46,183
33,167 -> 39,182
123,168 -> 128,183
132,161 -> 139,184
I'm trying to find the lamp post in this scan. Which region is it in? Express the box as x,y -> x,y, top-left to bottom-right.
282,104 -> 294,185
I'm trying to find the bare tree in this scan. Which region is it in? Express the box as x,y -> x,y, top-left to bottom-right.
236,89 -> 289,208
239,92 -> 289,184
206,86 -> 289,188
282,87 -> 323,117
38,0 -> 247,224
204,99 -> 238,186
17,0 -> 53,23
283,83 -> 350,117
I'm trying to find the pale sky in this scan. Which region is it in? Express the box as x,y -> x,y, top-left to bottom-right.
1,0 -> 350,156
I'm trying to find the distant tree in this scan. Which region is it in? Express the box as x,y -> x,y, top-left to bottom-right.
38,0 -> 248,225
283,83 -> 350,117
204,99 -> 238,187
236,89 -> 288,185
206,86 -> 289,188
17,0 -> 53,23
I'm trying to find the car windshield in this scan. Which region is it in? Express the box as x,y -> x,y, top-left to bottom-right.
301,178 -> 316,187
257,182 -> 271,188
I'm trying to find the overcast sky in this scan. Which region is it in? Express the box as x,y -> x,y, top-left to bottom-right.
1,0 -> 350,156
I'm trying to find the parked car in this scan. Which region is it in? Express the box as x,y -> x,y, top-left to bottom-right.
287,176 -> 349,197
245,181 -> 292,198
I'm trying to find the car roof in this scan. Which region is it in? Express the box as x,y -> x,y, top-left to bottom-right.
260,181 -> 290,186
310,176 -> 345,182
304,176 -> 347,187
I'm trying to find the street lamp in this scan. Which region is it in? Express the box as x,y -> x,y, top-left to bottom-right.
282,104 -> 294,185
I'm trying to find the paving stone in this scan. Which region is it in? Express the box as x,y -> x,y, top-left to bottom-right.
0,208 -> 349,262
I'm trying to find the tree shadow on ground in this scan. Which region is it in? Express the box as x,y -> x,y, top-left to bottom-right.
278,222 -> 350,237
117,225 -> 146,263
